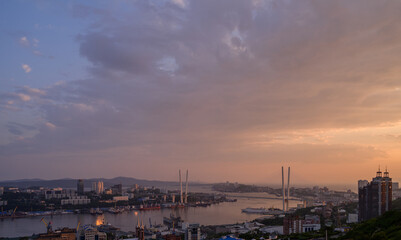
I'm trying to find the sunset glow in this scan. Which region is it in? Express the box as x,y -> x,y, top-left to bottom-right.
1,0 -> 401,186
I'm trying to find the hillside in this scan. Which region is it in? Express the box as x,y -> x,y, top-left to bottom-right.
342,210 -> 401,240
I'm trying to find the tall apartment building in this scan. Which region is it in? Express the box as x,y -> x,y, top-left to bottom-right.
111,184 -> 122,195
185,224 -> 201,240
91,181 -> 104,194
77,179 -> 84,195
358,168 -> 392,222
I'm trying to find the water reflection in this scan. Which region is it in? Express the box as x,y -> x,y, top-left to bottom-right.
95,215 -> 105,226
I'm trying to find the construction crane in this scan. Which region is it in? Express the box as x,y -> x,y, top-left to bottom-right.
11,206 -> 18,218
40,217 -> 53,233
76,221 -> 81,232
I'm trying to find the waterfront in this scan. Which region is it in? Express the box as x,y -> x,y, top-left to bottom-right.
0,192 -> 301,237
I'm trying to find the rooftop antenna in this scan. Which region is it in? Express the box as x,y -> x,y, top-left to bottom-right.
377,165 -> 382,177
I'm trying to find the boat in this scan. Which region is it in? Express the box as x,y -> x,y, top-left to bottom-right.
108,207 -> 120,214
241,207 -> 283,215
139,204 -> 161,210
241,208 -> 269,214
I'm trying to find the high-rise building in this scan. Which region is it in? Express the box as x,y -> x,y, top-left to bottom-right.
358,168 -> 392,222
185,224 -> 201,240
358,180 -> 368,189
136,222 -> 145,240
91,182 -> 97,192
77,179 -> 84,195
91,181 -> 104,194
111,184 -> 122,195
97,181 -> 104,194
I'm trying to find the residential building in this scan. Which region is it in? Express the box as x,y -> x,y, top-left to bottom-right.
37,228 -> 76,240
45,189 -> 76,200
185,224 -> 201,240
61,196 -> 91,205
77,179 -> 84,195
111,184 -> 122,195
347,213 -> 358,224
92,181 -> 104,194
358,180 -> 368,189
283,215 -> 320,235
77,226 -> 107,240
358,168 -> 392,222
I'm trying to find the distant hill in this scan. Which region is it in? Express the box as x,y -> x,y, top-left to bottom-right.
0,176 -> 208,189
342,210 -> 401,240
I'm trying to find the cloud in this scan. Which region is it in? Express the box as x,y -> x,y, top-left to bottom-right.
16,93 -> 31,101
45,122 -> 56,130
171,0 -> 188,8
33,38 -> 39,47
6,122 -> 36,136
21,86 -> 46,95
33,50 -> 42,56
2,0 -> 401,182
21,64 -> 32,73
19,36 -> 29,46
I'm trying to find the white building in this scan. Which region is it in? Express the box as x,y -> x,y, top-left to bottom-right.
347,213 -> 358,223
45,189 -> 77,199
303,223 -> 321,232
113,196 -> 129,201
61,196 -> 91,205
260,226 -> 283,235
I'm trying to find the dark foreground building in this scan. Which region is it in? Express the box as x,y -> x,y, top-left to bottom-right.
358,168 -> 392,222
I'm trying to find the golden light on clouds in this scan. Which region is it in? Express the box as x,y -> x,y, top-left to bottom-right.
2,1 -> 401,186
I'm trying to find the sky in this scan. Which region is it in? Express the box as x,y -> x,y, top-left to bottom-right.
1,0 -> 401,186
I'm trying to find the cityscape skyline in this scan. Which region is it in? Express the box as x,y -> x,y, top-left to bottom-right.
2,1 -> 401,185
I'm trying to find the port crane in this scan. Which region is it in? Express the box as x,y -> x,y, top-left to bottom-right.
76,221 -> 81,232
40,217 -> 53,233
10,206 -> 18,218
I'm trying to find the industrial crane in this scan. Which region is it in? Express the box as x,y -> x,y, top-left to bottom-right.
40,217 -> 53,233
11,206 -> 17,218
76,221 -> 81,232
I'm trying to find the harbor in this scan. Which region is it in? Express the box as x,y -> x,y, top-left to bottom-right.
0,192 -> 302,237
